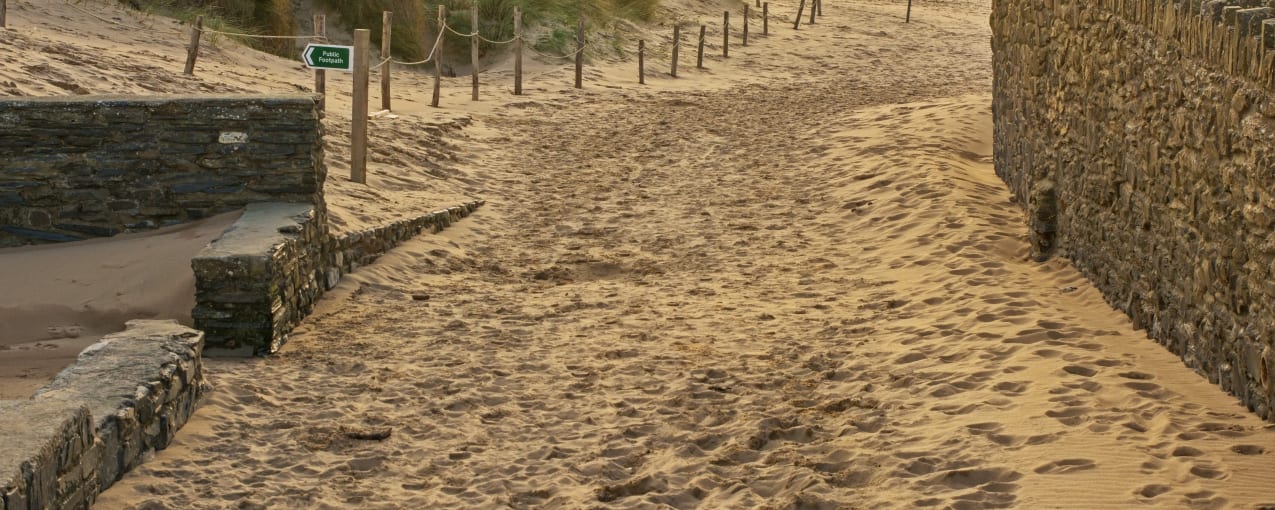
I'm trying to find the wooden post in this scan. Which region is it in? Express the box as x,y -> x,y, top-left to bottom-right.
906,0 -> 912,23
697,25 -> 706,69
817,0 -> 822,17
313,14 -> 326,113
432,5 -> 443,107
1,0 -> 7,28
514,6 -> 523,95
671,25 -> 680,77
743,5 -> 749,47
381,11 -> 392,111
764,3 -> 769,35
756,0 -> 760,7
183,15 -> 204,75
471,7 -> 480,100
723,11 -> 729,58
574,19 -> 584,89
638,40 -> 645,84
794,0 -> 805,30
809,0 -> 816,24
352,29 -> 370,185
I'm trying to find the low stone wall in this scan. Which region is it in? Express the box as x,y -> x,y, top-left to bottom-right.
0,321 -> 205,510
0,95 -> 324,247
992,0 -> 1275,417
192,203 -> 330,356
333,203 -> 482,273
195,201 -> 484,355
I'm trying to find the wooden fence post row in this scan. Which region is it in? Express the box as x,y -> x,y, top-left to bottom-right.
352,29 -> 370,184
671,25 -> 681,77
697,25 -> 706,69
183,15 -> 204,75
313,14 -> 327,113
432,5 -> 444,107
471,7 -> 480,100
514,6 -> 523,95
575,19 -> 584,89
382,11 -> 393,111
723,11 -> 729,58
638,40 -> 645,84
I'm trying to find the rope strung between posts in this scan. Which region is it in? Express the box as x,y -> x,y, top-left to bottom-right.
523,43 -> 587,61
201,28 -> 322,40
442,23 -> 519,45
387,29 -> 446,66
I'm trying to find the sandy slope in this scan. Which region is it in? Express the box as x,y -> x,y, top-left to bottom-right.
59,0 -> 1275,509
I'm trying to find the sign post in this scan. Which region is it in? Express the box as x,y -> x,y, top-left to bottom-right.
302,43 -> 355,72
350,31 -> 369,185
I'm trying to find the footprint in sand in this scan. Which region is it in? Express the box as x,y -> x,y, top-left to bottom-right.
1232,444 -> 1267,455
1033,458 -> 1097,474
1136,484 -> 1172,499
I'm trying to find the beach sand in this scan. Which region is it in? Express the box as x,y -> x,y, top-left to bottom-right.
3,0 -> 1274,508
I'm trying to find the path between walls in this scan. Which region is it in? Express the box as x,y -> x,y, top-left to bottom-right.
96,2 -> 1275,509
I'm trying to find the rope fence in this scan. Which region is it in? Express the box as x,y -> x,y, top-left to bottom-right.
164,0 -> 918,186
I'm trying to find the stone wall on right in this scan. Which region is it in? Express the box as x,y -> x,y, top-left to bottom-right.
992,0 -> 1275,418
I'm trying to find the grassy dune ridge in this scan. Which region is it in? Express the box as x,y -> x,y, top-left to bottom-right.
118,0 -> 660,62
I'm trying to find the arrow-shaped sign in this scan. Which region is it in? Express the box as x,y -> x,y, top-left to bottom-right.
302,43 -> 355,72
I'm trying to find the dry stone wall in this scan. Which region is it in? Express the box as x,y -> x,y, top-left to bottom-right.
0,321 -> 205,510
0,95 -> 324,247
992,0 -> 1275,418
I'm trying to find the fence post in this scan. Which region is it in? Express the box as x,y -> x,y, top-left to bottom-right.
313,14 -> 326,113
794,0 -> 804,30
638,40 -> 645,84
723,11 -> 729,58
697,25 -> 706,68
743,5 -> 749,47
432,5 -> 444,107
809,0 -> 816,24
514,6 -> 523,95
671,25 -> 680,77
574,19 -> 584,89
183,15 -> 204,75
906,0 -> 912,23
1,0 -> 7,28
471,7 -> 481,100
817,0 -> 822,17
381,11 -> 392,111
352,29 -> 370,185
764,3 -> 769,35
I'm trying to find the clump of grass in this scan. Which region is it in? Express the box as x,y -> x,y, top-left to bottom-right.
118,0 -> 661,63
117,0 -> 299,57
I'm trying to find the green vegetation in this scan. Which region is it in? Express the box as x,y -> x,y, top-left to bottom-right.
117,0 -> 660,63
116,0 -> 298,57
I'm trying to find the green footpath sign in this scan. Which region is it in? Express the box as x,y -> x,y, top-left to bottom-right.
303,44 -> 354,72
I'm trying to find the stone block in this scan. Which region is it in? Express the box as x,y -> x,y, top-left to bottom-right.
0,400 -> 93,510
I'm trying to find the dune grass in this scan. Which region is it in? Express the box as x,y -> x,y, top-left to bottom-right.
119,0 -> 659,62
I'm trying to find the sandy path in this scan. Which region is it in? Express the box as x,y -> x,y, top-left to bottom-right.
95,1 -> 1275,509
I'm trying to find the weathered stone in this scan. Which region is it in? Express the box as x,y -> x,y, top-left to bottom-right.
993,0 -> 1275,420
0,95 -> 323,248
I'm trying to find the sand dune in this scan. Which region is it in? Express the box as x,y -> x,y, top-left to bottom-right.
4,0 -> 1275,507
